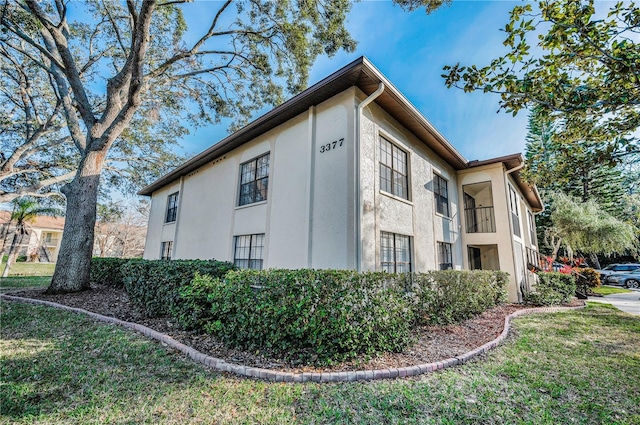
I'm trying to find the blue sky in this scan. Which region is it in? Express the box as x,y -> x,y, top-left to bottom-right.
180,1 -> 532,162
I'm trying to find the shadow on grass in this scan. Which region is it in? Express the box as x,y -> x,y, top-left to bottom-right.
1,301 -> 300,424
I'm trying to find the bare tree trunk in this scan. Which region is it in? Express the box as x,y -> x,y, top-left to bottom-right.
589,253 -> 601,270
46,150 -> 105,293
1,232 -> 19,277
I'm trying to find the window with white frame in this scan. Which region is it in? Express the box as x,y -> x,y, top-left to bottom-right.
527,210 -> 537,246
165,192 -> 179,223
437,241 -> 453,270
509,185 -> 521,237
434,174 -> 449,216
233,234 -> 265,270
379,136 -> 409,200
380,231 -> 411,273
161,241 -> 173,260
239,153 -> 270,206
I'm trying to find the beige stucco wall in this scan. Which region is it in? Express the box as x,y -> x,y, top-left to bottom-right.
143,88 -> 355,267
143,86 -> 538,305
457,163 -> 539,302
358,89 -> 462,272
144,181 -> 180,259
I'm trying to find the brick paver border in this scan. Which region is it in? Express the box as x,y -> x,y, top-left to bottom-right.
1,294 -> 586,382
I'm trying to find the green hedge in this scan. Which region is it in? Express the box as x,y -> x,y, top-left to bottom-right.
523,272 -> 576,306
175,269 -> 510,364
398,270 -> 509,325
90,257 -> 133,288
121,259 -> 236,317
177,269 -> 414,364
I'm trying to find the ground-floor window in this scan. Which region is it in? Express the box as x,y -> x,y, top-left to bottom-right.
380,231 -> 411,273
234,233 -> 265,270
161,241 -> 173,260
437,241 -> 453,270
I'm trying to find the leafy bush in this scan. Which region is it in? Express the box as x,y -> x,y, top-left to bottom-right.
178,269 -> 413,364
16,255 -> 27,263
574,267 -> 600,295
122,259 -> 236,317
90,257 -> 132,288
176,269 -> 510,364
523,272 -> 576,306
398,270 -> 509,325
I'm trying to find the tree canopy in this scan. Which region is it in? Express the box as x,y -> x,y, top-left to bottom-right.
546,192 -> 638,260
0,0 -> 449,293
442,0 -> 640,154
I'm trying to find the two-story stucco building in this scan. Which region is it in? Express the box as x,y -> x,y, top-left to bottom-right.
140,57 -> 543,302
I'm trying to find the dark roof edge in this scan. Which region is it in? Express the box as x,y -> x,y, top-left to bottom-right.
139,56 -> 473,196
138,57 -> 367,196
467,153 -> 523,169
465,153 -> 543,212
358,58 -> 468,169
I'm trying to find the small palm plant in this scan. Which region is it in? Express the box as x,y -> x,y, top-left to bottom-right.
1,198 -> 63,277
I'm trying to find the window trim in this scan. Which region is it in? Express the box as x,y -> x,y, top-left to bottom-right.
165,192 -> 179,223
379,134 -> 410,201
433,173 -> 450,217
380,231 -> 412,273
233,233 -> 265,270
238,152 -> 270,207
437,241 -> 453,270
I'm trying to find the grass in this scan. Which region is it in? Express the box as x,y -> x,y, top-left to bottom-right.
0,276 -> 51,291
0,261 -> 55,277
592,285 -> 633,296
1,301 -> 639,424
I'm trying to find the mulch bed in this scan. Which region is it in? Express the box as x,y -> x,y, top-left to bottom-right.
7,285 -> 584,373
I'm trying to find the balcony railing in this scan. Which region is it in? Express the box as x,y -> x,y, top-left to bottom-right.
465,206 -> 496,233
43,238 -> 59,246
526,247 -> 544,271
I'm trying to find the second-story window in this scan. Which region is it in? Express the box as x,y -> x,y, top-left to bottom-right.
434,174 -> 449,217
527,210 -> 537,245
379,136 -> 409,200
509,185 -> 521,237
239,153 -> 270,206
165,192 -> 179,223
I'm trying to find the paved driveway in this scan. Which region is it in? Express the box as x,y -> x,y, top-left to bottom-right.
588,288 -> 640,316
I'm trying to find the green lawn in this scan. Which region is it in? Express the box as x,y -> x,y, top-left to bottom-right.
1,301 -> 639,424
0,261 -> 55,277
0,276 -> 51,290
592,285 -> 633,296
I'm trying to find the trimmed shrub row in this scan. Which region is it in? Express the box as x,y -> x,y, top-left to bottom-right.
90,257 -> 237,316
91,259 -> 511,364
177,270 -> 413,364
398,270 -> 509,325
121,259 -> 237,317
523,272 -> 576,306
90,257 -> 131,288
176,269 -> 509,364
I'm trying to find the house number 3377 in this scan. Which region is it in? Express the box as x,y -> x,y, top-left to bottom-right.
319,138 -> 344,153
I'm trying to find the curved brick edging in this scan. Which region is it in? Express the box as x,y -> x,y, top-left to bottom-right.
1,294 -> 586,383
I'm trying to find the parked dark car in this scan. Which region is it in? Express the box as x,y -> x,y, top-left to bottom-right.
605,269 -> 640,289
599,263 -> 640,281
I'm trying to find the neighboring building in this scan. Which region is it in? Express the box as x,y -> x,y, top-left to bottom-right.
0,210 -> 147,262
0,210 -> 64,262
140,57 -> 543,302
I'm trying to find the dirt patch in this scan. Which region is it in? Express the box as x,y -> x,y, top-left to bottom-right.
8,285 -> 584,373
